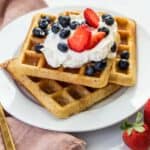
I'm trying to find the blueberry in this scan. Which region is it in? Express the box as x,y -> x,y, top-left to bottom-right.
85,66 -> 95,76
94,59 -> 107,72
58,16 -> 71,27
98,27 -> 109,36
102,14 -> 114,26
41,16 -> 51,23
111,42 -> 117,52
120,51 -> 129,59
57,43 -> 68,52
34,44 -> 44,53
70,21 -> 80,29
32,27 -> 46,38
51,23 -> 61,33
38,19 -> 49,29
59,28 -> 70,39
118,59 -> 129,70
102,14 -> 110,20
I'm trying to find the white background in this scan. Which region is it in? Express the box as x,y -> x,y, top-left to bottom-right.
44,0 -> 150,150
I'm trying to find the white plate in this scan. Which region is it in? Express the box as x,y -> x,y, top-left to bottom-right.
0,5 -> 150,132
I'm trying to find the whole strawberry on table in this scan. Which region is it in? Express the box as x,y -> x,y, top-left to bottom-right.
121,99 -> 150,150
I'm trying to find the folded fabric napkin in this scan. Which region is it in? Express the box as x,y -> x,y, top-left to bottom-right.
0,0 -> 86,149
0,0 -> 47,28
0,117 -> 86,150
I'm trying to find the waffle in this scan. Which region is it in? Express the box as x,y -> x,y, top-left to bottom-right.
0,105 -> 16,150
15,11 -> 121,88
6,59 -> 121,118
109,17 -> 136,86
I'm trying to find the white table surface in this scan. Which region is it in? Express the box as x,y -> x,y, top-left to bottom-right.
38,0 -> 150,149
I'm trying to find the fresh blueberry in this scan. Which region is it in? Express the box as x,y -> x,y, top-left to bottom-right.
38,19 -> 49,29
102,14 -> 110,20
111,42 -> 117,52
57,43 -> 68,52
120,51 -> 129,59
41,16 -> 51,23
58,16 -> 71,27
85,66 -> 95,76
118,59 -> 129,70
70,21 -> 80,29
34,44 -> 44,53
94,59 -> 107,72
59,28 -> 70,39
51,23 -> 61,33
98,27 -> 109,36
32,27 -> 46,38
102,14 -> 114,26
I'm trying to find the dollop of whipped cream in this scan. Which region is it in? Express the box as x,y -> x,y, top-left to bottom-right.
41,14 -> 118,68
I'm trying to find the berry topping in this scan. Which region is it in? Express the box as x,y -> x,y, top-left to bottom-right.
94,59 -> 107,72
102,14 -> 114,26
51,23 -> 61,33
102,14 -> 109,20
87,32 -> 106,49
98,27 -> 109,36
85,65 -> 95,76
118,59 -> 129,70
120,50 -> 129,59
84,8 -> 99,28
38,19 -> 49,29
32,27 -> 46,38
57,43 -> 68,52
111,42 -> 117,52
58,16 -> 71,27
59,28 -> 70,39
34,44 -> 44,53
68,24 -> 91,52
70,21 -> 80,30
41,16 -> 51,23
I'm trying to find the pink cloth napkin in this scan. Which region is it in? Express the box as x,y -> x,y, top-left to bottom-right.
0,0 -> 47,28
0,0 -> 86,149
0,117 -> 86,150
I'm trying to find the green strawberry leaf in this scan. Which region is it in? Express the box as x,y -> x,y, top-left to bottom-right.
135,112 -> 143,123
133,122 -> 144,127
134,126 -> 145,133
127,128 -> 133,136
120,120 -> 132,130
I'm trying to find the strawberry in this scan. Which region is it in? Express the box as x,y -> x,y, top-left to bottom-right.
68,24 -> 91,52
84,8 -> 99,28
144,99 -> 150,126
86,32 -> 105,49
121,112 -> 150,150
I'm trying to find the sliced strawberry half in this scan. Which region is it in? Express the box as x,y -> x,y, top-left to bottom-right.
86,32 -> 106,49
68,24 -> 91,52
84,8 -> 99,28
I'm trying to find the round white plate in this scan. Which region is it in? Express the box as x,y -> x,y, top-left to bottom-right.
0,5 -> 150,132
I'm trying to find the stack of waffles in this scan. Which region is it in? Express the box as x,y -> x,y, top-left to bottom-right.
5,11 -> 136,118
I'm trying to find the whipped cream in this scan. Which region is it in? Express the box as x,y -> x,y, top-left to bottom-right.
41,15 -> 118,68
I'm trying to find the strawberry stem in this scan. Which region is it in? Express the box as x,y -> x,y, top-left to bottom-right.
135,112 -> 143,123
120,112 -> 145,135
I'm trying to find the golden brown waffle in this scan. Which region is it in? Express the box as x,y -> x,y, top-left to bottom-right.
0,105 -> 16,150
15,11 -> 121,88
109,17 -> 136,86
6,59 -> 121,118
